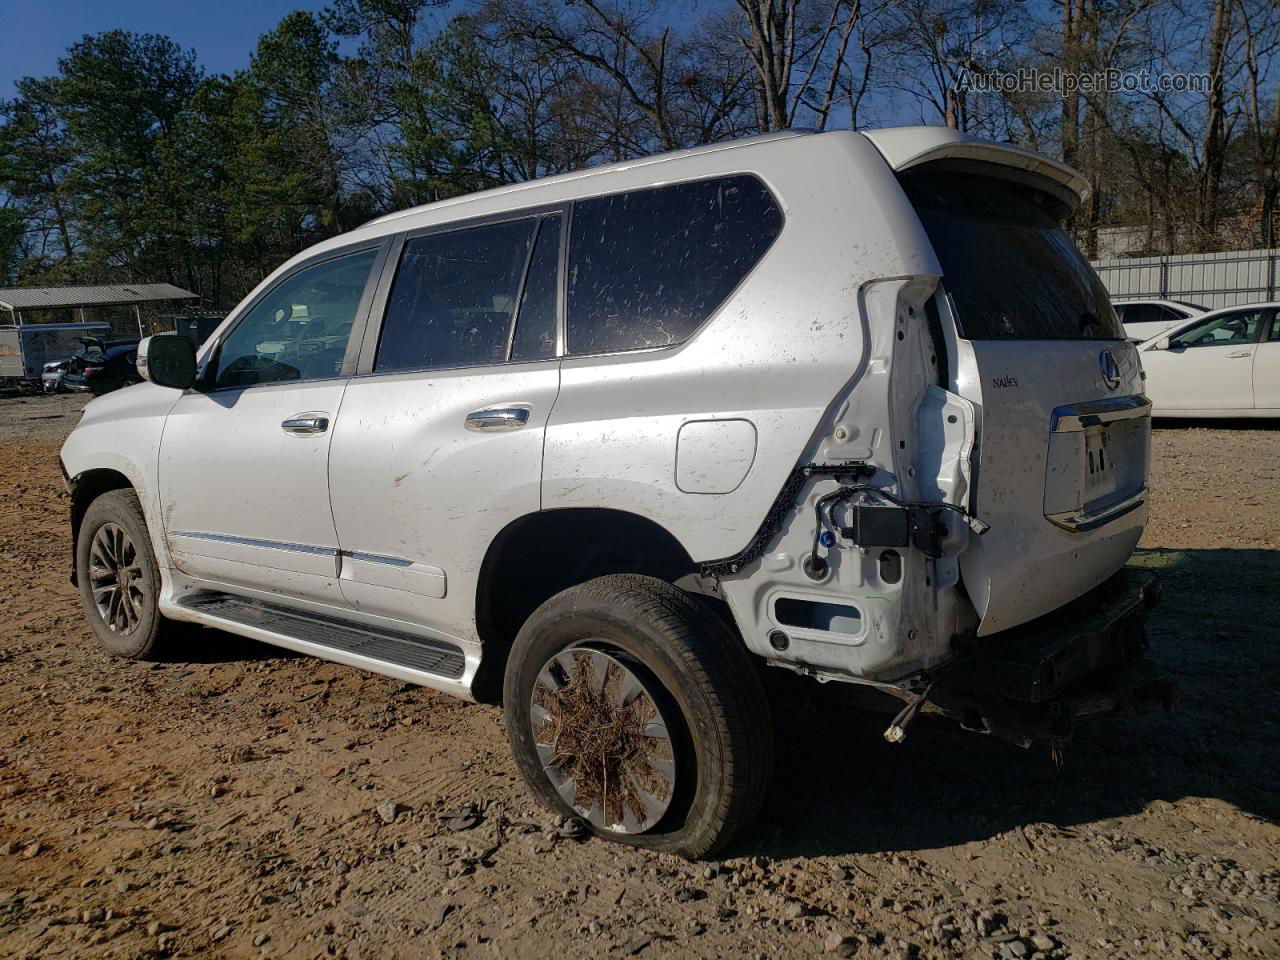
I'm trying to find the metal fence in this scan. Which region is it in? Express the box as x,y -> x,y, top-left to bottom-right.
1091,248 -> 1280,309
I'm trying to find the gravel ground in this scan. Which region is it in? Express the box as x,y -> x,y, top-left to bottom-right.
0,393 -> 1277,960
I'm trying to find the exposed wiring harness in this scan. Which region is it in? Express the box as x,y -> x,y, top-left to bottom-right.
698,461 -> 989,580
807,484 -> 990,577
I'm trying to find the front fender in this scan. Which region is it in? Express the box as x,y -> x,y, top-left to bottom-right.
60,383 -> 182,577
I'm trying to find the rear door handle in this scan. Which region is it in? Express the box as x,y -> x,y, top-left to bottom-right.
282,413 -> 330,435
464,405 -> 530,432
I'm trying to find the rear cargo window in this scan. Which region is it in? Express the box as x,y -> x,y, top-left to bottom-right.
566,175 -> 782,355
903,172 -> 1122,341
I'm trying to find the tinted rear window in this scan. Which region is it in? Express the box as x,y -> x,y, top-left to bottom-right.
903,172 -> 1122,341
377,219 -> 535,372
566,175 -> 783,354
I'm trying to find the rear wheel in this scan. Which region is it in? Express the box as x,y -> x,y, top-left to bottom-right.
75,489 -> 173,660
503,575 -> 772,859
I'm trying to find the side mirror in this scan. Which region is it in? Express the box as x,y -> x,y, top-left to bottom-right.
1153,337 -> 1170,351
137,335 -> 197,390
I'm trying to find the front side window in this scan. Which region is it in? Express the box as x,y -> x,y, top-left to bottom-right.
1169,310 -> 1268,349
376,219 -> 536,372
215,248 -> 376,388
566,175 -> 783,355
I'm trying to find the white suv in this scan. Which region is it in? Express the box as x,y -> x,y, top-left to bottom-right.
61,127 -> 1172,857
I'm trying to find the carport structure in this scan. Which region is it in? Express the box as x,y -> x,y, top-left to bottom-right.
0,283 -> 199,335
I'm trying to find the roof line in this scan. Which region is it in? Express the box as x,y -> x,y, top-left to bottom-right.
360,129 -> 814,231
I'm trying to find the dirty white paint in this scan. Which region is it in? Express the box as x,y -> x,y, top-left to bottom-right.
60,126 -> 1147,697
674,419 -> 758,494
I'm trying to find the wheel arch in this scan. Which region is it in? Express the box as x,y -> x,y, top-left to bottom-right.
67,467 -> 136,585
472,508 -> 708,703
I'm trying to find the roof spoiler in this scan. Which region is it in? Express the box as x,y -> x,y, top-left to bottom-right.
861,127 -> 1089,213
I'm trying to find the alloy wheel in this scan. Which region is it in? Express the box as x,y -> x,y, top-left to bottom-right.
88,522 -> 146,635
530,645 -> 677,834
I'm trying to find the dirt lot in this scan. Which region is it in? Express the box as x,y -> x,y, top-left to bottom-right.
1,392 -> 1277,960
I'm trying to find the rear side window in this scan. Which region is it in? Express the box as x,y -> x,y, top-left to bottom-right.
566,175 -> 783,355
377,219 -> 535,372
903,172 -> 1122,341
1124,303 -> 1181,326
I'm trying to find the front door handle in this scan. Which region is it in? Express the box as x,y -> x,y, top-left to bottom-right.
465,406 -> 530,432
1227,350 -> 1254,359
282,413 -> 330,435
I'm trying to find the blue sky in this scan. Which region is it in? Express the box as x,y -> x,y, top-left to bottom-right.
0,0 -> 335,97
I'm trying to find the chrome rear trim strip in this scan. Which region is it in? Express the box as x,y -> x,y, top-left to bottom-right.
1051,395 -> 1151,433
1046,486 -> 1147,533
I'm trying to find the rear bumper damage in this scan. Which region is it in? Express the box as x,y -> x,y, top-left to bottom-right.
925,567 -> 1175,746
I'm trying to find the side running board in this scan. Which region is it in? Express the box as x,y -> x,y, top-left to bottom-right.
177,592 -> 466,681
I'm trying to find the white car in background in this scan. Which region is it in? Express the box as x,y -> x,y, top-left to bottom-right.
1113,298 -> 1206,343
1139,302 -> 1280,416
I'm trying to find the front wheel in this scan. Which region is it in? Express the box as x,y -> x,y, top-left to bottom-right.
503,575 -> 773,859
75,489 -> 174,660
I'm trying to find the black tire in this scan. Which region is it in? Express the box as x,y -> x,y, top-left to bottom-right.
75,489 -> 172,660
503,574 -> 773,859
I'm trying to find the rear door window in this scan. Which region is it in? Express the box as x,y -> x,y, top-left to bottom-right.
903,172 -> 1122,341
377,219 -> 535,372
566,175 -> 783,355
1123,304 -> 1167,325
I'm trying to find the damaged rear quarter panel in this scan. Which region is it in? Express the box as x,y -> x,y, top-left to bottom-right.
541,132 -> 937,564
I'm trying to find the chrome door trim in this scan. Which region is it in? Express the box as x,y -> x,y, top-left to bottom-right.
343,550 -> 413,567
171,531 -> 336,557
1050,395 -> 1151,433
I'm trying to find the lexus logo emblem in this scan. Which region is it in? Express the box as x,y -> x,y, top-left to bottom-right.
1099,350 -> 1121,390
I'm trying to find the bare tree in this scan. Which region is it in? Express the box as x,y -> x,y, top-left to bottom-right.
734,0 -> 865,131
879,0 -> 1033,134
1236,0 -> 1280,246
1200,0 -> 1234,233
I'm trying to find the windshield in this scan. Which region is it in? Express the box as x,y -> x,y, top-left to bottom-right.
902,172 -> 1123,341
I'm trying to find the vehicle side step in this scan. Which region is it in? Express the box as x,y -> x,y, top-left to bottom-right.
178,592 -> 466,680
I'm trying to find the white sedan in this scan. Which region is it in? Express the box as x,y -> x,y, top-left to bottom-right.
1139,302 -> 1280,416
1112,298 -> 1205,342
